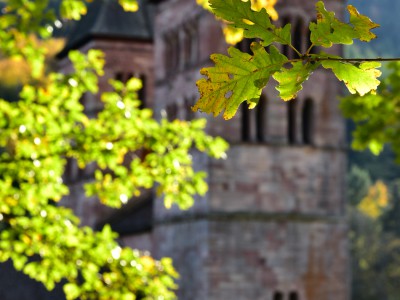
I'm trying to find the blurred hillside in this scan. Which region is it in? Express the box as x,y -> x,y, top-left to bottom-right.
345,0 -> 400,184
345,2 -> 400,299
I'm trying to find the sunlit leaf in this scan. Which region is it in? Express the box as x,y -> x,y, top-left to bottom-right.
273,61 -> 320,100
60,0 -> 87,20
209,0 -> 289,46
348,5 -> 380,42
118,0 -> 139,12
321,54 -> 381,96
194,43 -> 287,119
310,1 -> 379,48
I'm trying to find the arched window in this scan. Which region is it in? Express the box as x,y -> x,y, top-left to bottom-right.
307,19 -> 318,55
164,31 -> 180,73
281,16 -> 291,58
138,74 -> 146,109
115,72 -> 124,82
241,102 -> 253,142
256,95 -> 267,142
183,26 -> 192,67
166,103 -> 178,121
289,291 -> 299,300
172,31 -> 180,70
282,16 -> 306,58
237,38 -> 255,54
126,72 -> 134,80
293,18 -> 303,54
287,99 -> 297,144
164,33 -> 173,73
64,158 -> 79,183
190,22 -> 199,65
184,96 -> 196,121
114,72 -> 133,83
182,21 -> 199,67
273,291 -> 284,300
282,16 -> 305,58
241,95 -> 268,143
302,98 -> 314,145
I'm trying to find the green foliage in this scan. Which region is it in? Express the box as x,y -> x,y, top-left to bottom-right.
0,0 -> 138,78
0,0 -> 228,299
347,165 -> 372,206
310,2 -> 378,47
320,55 -> 381,96
193,0 -> 381,118
273,61 -> 318,101
118,0 -> 139,12
208,0 -> 291,46
60,0 -> 87,20
349,206 -> 400,300
348,177 -> 400,300
194,44 -> 286,119
341,62 -> 400,160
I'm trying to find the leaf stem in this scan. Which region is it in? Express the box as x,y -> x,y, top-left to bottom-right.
289,44 -> 302,58
313,57 -> 400,63
288,57 -> 400,64
305,44 -> 315,56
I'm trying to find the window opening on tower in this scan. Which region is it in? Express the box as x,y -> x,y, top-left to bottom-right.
289,291 -> 299,300
241,95 -> 268,143
302,98 -> 314,145
287,99 -> 297,144
273,291 -> 284,300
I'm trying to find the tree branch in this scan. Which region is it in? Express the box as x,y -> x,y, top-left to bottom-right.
300,57 -> 400,63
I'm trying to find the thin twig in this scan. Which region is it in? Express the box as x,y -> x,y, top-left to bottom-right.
312,57 -> 400,62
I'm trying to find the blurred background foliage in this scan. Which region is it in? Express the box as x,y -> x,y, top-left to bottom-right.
345,1 -> 400,299
0,0 -> 228,299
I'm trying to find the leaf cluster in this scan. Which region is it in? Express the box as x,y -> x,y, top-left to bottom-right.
0,0 -> 138,79
193,0 -> 381,119
341,61 -> 400,161
347,174 -> 400,300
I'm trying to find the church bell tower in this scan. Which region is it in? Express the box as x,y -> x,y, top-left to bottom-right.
151,0 -> 349,299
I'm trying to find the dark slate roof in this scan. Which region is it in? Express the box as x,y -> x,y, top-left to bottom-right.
58,0 -> 154,57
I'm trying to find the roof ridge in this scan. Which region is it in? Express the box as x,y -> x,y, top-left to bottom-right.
57,0 -> 154,58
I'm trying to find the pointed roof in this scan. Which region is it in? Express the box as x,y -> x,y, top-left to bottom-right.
58,0 -> 154,57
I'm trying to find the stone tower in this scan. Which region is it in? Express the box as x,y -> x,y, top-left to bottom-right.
151,0 -> 349,300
